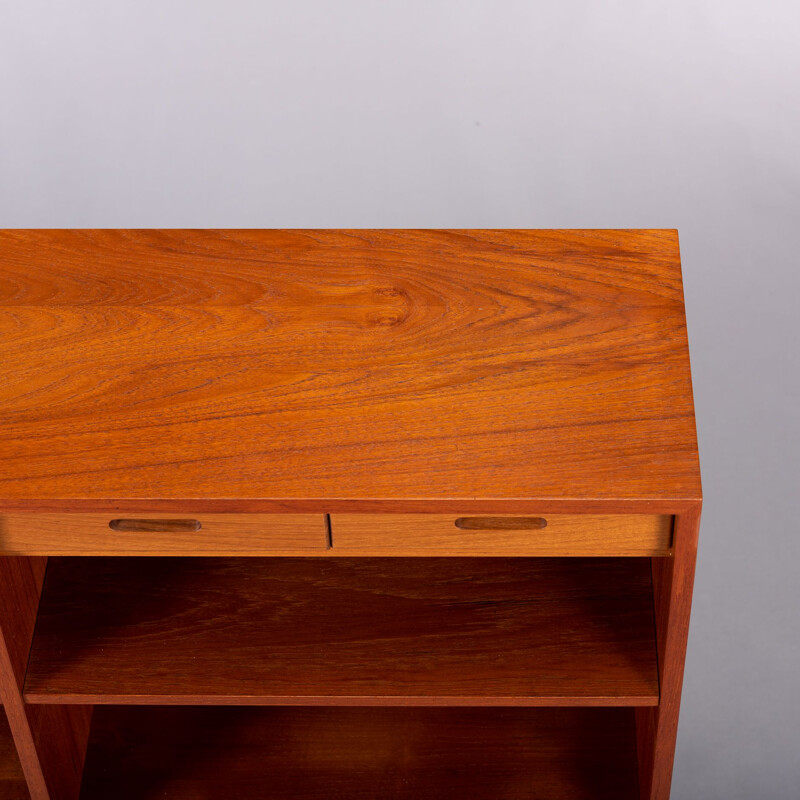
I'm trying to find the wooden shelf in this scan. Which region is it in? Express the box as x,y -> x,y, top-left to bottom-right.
0,707 -> 28,800
25,557 -> 658,706
78,706 -> 640,799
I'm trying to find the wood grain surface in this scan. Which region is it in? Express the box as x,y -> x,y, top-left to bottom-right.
78,706 -> 641,800
0,229 -> 700,510
0,229 -> 701,799
25,557 -> 658,706
637,505 -> 702,799
330,513 -> 673,555
0,513 -> 327,556
0,708 -> 28,800
0,557 -> 91,800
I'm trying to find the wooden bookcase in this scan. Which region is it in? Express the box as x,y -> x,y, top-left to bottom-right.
0,230 -> 701,799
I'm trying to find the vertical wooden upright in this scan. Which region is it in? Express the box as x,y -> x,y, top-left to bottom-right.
637,505 -> 702,799
0,556 -> 92,800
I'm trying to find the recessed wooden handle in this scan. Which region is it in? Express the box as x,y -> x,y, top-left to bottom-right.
108,519 -> 202,533
454,517 -> 548,531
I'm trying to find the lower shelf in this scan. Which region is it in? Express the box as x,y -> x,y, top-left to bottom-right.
0,707 -> 28,800
79,706 -> 640,800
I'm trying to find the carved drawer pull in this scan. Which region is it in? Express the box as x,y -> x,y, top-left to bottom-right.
454,517 -> 548,531
109,519 -> 203,533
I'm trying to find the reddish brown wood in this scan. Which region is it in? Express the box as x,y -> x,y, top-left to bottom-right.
0,497 -> 699,514
108,518 -> 202,532
25,557 -> 658,706
0,558 -> 92,800
0,229 -> 700,510
454,516 -> 548,530
78,706 -> 641,799
0,229 -> 701,798
0,707 -> 28,800
0,558 -> 47,692
0,557 -> 49,799
26,707 -> 92,800
330,512 -> 673,556
636,504 -> 702,799
0,512 -> 328,556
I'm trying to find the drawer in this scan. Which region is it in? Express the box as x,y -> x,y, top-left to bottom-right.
329,514 -> 673,556
0,513 -> 329,556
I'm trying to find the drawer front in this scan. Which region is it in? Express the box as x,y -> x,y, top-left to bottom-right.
330,514 -> 673,556
0,513 -> 329,556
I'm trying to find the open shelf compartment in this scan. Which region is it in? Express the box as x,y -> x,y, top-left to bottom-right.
25,556 -> 658,706
79,705 -> 641,800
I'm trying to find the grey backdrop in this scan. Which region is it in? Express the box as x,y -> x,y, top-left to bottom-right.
2,2 -> 798,797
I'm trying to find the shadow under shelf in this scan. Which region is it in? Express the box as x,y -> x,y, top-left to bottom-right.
79,705 -> 641,800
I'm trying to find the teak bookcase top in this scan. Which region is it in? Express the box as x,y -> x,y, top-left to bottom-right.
0,229 -> 698,509
0,230 -> 701,800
